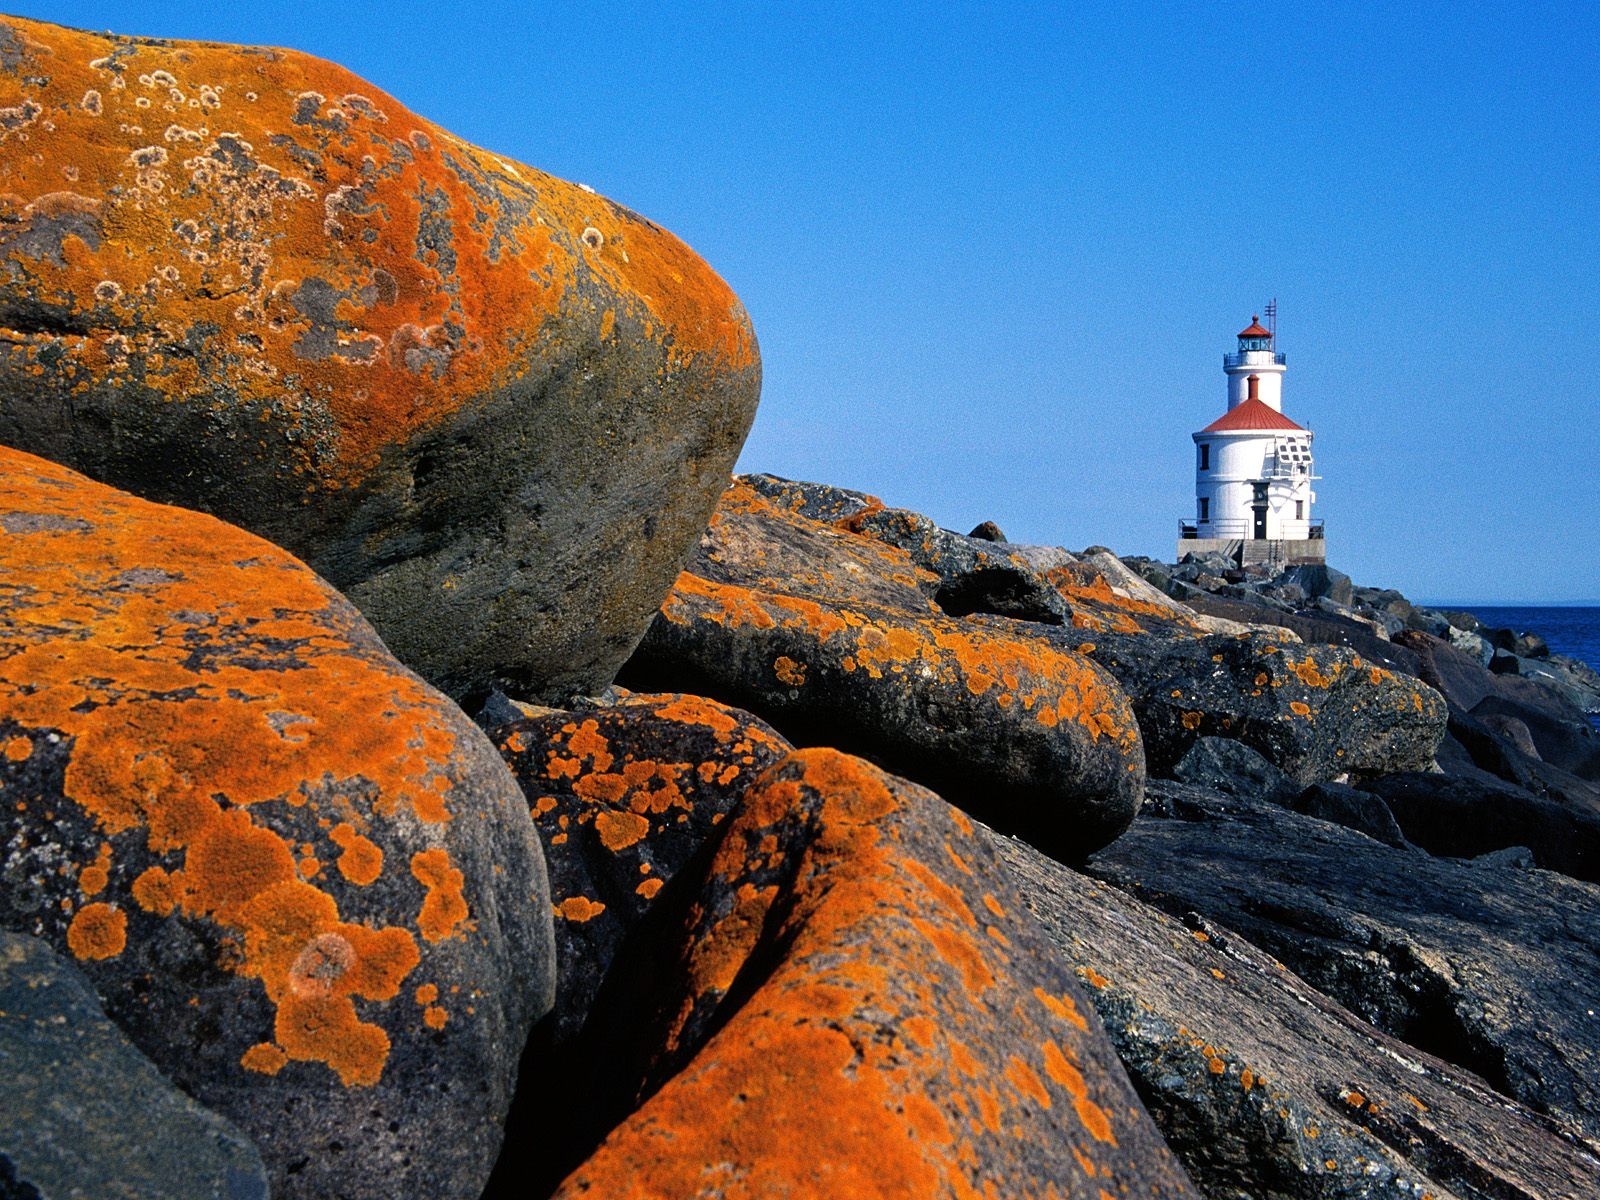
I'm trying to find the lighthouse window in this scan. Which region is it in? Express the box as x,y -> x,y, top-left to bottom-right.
1199,444 -> 1210,470
1296,500 -> 1304,519
1198,498 -> 1209,521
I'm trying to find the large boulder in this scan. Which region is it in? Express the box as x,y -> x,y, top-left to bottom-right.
1086,780 -> 1600,1146
999,828 -> 1600,1200
1026,622 -> 1447,783
1363,770 -> 1600,881
0,15 -> 760,701
626,573 -> 1146,859
0,446 -> 554,1200
552,749 -> 1199,1198
490,692 -> 792,1040
0,930 -> 270,1200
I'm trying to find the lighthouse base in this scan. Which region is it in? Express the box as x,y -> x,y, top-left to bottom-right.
1176,536 -> 1327,569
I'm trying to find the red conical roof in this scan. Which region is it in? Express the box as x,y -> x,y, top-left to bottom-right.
1201,398 -> 1305,433
1238,315 -> 1271,338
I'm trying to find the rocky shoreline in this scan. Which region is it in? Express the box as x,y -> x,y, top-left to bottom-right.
3,16 -> 1598,1200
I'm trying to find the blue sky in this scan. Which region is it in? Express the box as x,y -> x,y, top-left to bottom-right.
22,2 -> 1600,601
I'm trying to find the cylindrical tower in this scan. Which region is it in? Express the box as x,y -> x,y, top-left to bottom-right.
1224,315 -> 1286,410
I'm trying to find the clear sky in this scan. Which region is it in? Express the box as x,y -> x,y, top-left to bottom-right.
18,2 -> 1600,601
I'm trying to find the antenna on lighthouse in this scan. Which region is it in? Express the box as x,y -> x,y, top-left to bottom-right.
1265,298 -> 1278,349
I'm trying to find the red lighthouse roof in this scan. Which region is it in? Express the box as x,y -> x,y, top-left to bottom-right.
1237,315 -> 1272,339
1201,397 -> 1306,433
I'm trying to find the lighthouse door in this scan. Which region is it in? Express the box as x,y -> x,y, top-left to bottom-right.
1252,507 -> 1268,539
1251,482 -> 1269,539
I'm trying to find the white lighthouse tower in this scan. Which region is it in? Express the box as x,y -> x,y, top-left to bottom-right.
1177,312 -> 1325,565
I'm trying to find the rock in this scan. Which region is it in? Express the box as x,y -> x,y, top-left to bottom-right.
998,829 -> 1600,1200
1448,627 -> 1494,666
1490,649 -> 1523,675
1479,712 -> 1542,759
1396,630 -> 1600,780
1289,781 -> 1408,848
1274,563 -> 1353,605
1393,629 -> 1494,711
854,505 -> 1077,624
1516,631 -> 1551,659
1042,622 -> 1446,783
967,519 -> 1008,542
626,573 -> 1146,859
1086,781 -> 1600,1145
551,749 -> 1199,1198
0,16 -> 760,702
1184,593 -> 1421,675
0,446 -> 554,1200
1362,771 -> 1600,882
1444,611 -> 1483,633
739,472 -> 884,524
489,692 -> 792,1041
0,930 -> 270,1200
1402,606 -> 1454,637
688,480 -> 942,614
1516,653 -> 1600,716
1168,736 -> 1292,800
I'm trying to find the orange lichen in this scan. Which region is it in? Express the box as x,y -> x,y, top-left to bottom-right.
1042,1040 -> 1117,1145
1290,658 -> 1332,688
78,843 -> 112,896
1290,701 -> 1311,716
410,849 -> 468,942
773,655 -> 808,686
66,902 -> 126,960
241,1042 -> 287,1075
4,735 -> 30,761
595,809 -> 651,851
131,866 -> 178,916
1034,986 -> 1090,1032
329,823 -> 383,886
556,896 -> 607,922
0,16 -> 754,493
423,1004 -> 449,1030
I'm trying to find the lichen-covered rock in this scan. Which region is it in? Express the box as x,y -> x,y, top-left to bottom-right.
1087,780 -> 1600,1151
0,16 -> 760,701
553,748 -> 1198,1198
1034,622 -> 1447,783
690,479 -> 941,614
627,573 -> 1146,859
0,930 -> 270,1200
0,445 -> 554,1200
491,692 -> 791,1039
999,820 -> 1600,1200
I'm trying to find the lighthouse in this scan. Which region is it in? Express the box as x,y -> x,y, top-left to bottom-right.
1177,314 -> 1325,565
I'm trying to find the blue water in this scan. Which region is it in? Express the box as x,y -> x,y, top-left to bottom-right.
1457,606 -> 1600,727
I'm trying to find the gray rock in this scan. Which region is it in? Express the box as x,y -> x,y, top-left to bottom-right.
1032,622 -> 1447,784
1289,780 -> 1409,848
998,828 -> 1600,1200
1362,770 -> 1600,881
0,931 -> 269,1200
1169,736 -> 1292,800
1276,563 -> 1353,605
1086,781 -> 1600,1146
